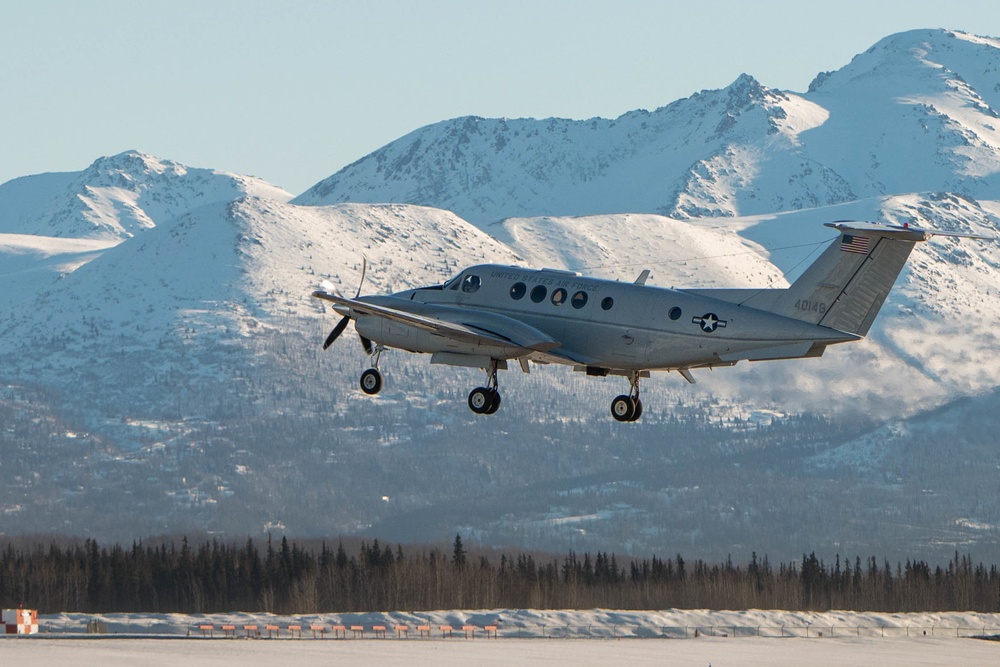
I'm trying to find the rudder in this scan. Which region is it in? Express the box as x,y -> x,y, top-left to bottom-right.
741,224 -> 920,336
817,236 -> 915,335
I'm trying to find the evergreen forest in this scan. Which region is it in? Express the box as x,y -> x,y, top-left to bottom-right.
2,536 -> 1000,614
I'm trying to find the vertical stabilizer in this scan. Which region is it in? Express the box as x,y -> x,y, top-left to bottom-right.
742,222 -> 931,336
817,237 -> 914,335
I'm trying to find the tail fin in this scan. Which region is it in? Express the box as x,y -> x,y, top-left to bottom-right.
743,222 -> 985,336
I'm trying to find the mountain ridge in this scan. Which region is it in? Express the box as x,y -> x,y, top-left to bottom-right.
1,29 -> 999,559
295,28 -> 1000,227
0,150 -> 291,240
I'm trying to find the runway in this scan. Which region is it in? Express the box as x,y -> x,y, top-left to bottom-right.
2,636 -> 998,666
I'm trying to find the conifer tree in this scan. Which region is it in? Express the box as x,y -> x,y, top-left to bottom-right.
451,533 -> 466,568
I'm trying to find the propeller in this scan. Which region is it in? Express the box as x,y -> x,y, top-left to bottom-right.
321,257 -> 370,353
322,315 -> 351,350
355,256 -> 367,298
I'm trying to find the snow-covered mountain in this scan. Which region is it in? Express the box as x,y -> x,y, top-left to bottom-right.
296,29 -> 1000,227
0,151 -> 291,241
2,29 -> 1000,560
1,153 -> 997,559
11,158 -> 995,423
0,151 -> 292,312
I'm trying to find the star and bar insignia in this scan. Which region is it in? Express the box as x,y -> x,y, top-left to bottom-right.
692,312 -> 727,333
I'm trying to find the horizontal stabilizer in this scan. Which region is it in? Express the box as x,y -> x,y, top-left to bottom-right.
718,342 -> 821,363
826,221 -> 993,241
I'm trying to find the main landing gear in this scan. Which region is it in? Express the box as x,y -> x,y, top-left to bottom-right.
611,371 -> 643,422
359,345 -> 385,395
468,359 -> 502,415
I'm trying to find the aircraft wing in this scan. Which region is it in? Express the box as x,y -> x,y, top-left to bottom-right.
312,290 -> 561,353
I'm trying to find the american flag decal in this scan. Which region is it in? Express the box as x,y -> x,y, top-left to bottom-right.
840,234 -> 870,254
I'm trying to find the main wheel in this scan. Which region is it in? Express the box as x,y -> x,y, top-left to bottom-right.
468,387 -> 493,414
360,368 -> 383,395
630,398 -> 643,421
611,395 -> 636,422
485,390 -> 501,414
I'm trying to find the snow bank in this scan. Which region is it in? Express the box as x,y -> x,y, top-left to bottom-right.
38,608 -> 1000,639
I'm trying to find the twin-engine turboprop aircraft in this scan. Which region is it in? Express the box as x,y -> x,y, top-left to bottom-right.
312,222 -> 986,421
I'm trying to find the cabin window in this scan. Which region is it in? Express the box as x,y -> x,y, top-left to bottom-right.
510,282 -> 527,300
461,275 -> 481,293
571,291 -> 588,309
601,296 -> 614,311
530,285 -> 547,303
551,288 -> 567,306
669,306 -> 682,320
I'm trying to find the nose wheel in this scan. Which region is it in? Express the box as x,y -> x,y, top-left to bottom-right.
611,371 -> 644,422
469,359 -> 502,415
360,368 -> 383,395
359,345 -> 385,395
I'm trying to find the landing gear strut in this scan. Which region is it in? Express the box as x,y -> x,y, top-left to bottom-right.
611,371 -> 643,422
468,359 -> 501,415
359,345 -> 386,395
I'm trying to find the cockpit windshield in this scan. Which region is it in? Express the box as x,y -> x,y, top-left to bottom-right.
441,273 -> 463,290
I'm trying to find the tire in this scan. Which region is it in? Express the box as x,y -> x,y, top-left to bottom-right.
631,399 -> 643,421
468,387 -> 493,414
611,395 -> 635,422
485,390 -> 501,414
360,368 -> 383,395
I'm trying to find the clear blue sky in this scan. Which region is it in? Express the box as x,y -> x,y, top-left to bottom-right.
3,0 -> 999,195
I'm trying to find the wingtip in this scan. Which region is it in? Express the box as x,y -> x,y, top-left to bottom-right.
312,290 -> 341,303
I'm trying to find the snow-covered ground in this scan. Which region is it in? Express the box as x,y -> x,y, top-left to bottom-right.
35,608 -> 1000,639
4,610 -> 1000,666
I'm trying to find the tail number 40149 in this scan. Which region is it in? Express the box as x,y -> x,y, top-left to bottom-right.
794,299 -> 827,314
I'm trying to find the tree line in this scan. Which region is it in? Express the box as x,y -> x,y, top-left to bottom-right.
1,535 -> 998,614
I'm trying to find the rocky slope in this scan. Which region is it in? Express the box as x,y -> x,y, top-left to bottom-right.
296,29 -> 1000,227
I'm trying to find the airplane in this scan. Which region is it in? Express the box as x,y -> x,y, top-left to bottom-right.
312,221 -> 987,421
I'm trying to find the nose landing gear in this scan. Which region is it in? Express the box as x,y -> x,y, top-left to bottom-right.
360,368 -> 383,395
359,345 -> 386,395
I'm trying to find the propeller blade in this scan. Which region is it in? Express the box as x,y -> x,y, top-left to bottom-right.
322,315 -> 351,350
355,256 -> 367,298
359,334 -> 374,355
321,280 -> 342,297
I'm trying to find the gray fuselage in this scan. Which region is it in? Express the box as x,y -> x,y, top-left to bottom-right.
360,264 -> 856,372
